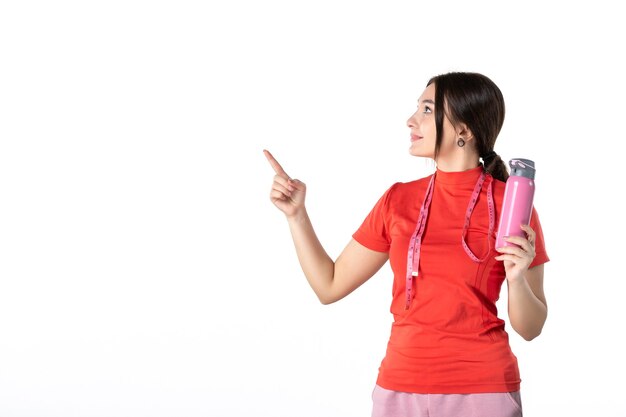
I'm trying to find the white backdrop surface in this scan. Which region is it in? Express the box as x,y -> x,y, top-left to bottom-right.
1,1 -> 624,416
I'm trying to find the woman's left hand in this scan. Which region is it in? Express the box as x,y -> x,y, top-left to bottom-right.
495,224 -> 536,283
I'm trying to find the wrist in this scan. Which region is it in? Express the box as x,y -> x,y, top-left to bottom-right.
286,207 -> 308,224
506,274 -> 528,289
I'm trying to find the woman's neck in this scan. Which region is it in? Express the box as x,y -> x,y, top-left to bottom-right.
435,153 -> 480,172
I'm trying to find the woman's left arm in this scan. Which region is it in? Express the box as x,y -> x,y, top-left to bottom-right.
495,224 -> 547,341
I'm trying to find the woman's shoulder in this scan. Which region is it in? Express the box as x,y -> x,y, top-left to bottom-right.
394,174 -> 434,191
489,175 -> 507,197
382,174 -> 434,202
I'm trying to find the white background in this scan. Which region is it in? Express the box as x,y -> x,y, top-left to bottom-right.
1,1 -> 624,416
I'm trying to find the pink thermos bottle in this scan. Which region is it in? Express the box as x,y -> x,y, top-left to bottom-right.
495,158 -> 536,248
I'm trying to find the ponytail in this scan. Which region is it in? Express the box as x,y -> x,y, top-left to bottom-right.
482,152 -> 509,182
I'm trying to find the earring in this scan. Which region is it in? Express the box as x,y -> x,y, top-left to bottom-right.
457,138 -> 465,147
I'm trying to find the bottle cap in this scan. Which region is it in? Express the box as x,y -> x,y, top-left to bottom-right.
509,158 -> 536,179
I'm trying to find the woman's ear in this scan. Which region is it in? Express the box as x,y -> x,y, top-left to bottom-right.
456,123 -> 474,142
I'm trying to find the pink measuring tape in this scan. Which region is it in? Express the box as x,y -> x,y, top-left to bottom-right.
405,171 -> 495,310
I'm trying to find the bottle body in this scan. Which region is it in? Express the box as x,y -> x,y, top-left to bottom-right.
495,160 -> 536,248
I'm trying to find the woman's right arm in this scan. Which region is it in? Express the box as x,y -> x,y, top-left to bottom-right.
264,150 -> 389,304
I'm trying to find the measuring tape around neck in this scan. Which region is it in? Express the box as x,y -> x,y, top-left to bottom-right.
405,171 -> 495,310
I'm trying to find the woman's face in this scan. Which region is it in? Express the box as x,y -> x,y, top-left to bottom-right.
406,83 -> 457,159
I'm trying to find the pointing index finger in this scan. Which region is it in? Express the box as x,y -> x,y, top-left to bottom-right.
263,149 -> 290,179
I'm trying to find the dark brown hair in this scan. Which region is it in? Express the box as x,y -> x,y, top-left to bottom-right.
427,72 -> 509,181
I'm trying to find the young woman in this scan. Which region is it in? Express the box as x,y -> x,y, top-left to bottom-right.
264,72 -> 549,417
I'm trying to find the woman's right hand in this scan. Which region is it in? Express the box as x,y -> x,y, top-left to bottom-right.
263,149 -> 307,218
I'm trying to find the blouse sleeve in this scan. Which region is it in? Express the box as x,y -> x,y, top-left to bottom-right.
352,183 -> 397,253
529,207 -> 550,268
